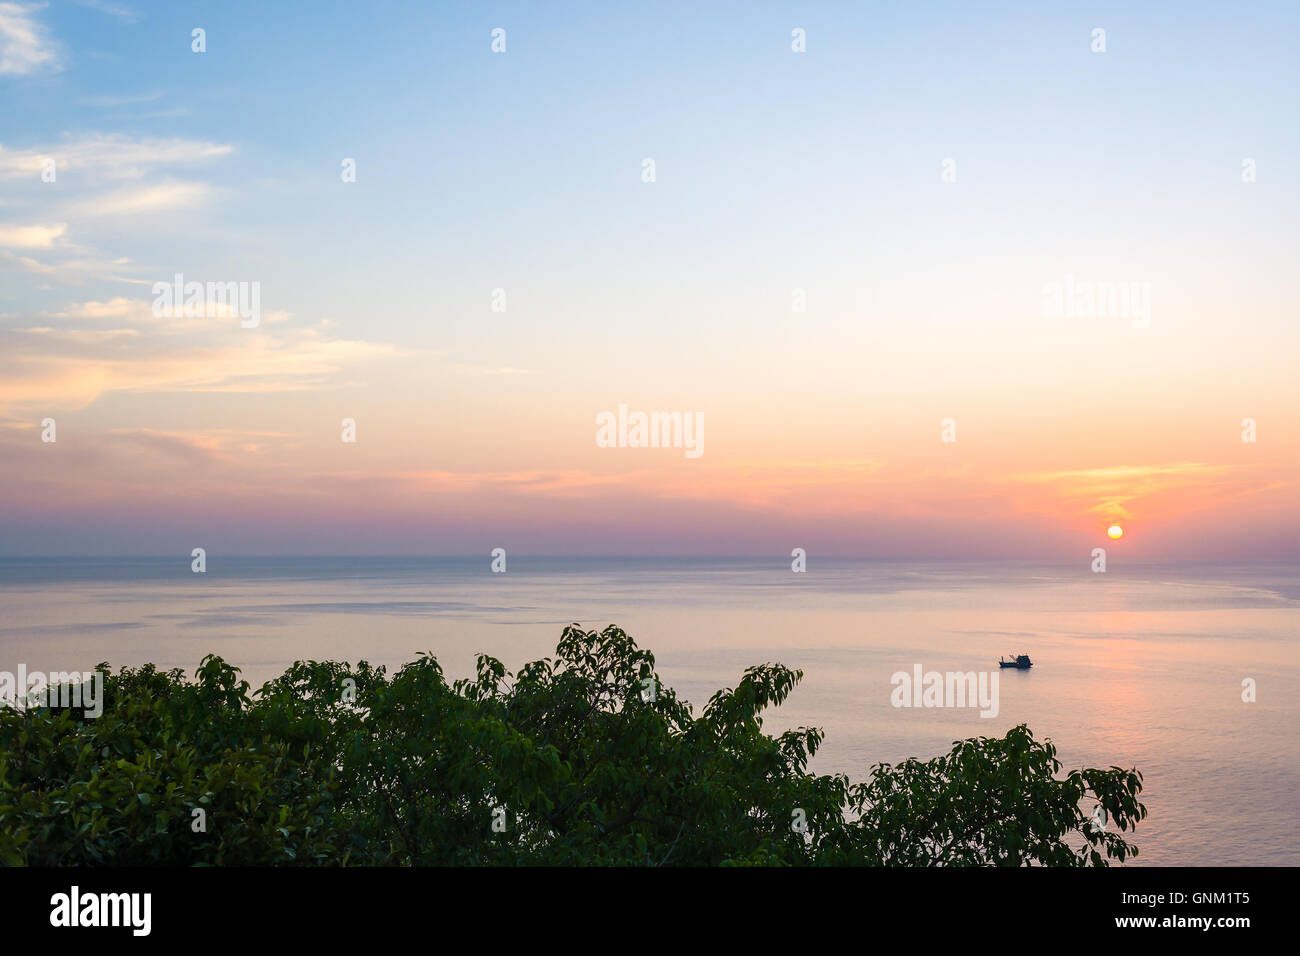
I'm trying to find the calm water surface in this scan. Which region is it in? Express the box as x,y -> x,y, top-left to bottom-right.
2,557 -> 1296,866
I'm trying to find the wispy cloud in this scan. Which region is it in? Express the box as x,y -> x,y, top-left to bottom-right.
0,222 -> 65,247
1014,463 -> 1229,484
0,298 -> 403,412
1,248 -> 147,284
64,180 -> 212,217
0,134 -> 232,181
77,90 -> 162,107
46,296 -> 142,320
44,296 -> 290,332
1011,462 -> 1244,520
72,0 -> 138,23
0,134 -> 235,285
0,2 -> 57,76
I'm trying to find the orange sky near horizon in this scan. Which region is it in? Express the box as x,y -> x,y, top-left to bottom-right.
2,325 -> 1294,558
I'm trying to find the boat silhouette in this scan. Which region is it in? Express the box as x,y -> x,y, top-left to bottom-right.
998,654 -> 1033,669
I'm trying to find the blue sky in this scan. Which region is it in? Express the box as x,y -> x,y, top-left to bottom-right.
9,0 -> 1298,339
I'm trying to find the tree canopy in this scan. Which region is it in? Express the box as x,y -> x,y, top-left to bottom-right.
0,624 -> 1145,866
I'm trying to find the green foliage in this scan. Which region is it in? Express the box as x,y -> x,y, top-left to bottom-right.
0,625 -> 1145,866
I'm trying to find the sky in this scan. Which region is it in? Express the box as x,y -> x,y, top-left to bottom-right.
1,0 -> 1297,558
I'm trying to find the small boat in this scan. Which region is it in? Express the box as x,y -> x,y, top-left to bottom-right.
998,654 -> 1033,669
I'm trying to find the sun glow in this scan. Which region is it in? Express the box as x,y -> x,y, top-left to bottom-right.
1107,525 -> 1124,539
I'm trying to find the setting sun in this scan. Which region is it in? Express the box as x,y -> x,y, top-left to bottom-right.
1107,525 -> 1124,539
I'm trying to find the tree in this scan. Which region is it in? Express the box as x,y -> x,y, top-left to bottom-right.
0,624 -> 1145,866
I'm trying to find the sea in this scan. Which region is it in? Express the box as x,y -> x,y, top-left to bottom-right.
1,556 -> 1296,866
